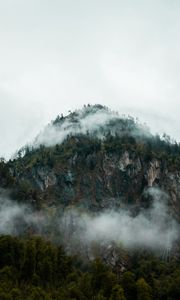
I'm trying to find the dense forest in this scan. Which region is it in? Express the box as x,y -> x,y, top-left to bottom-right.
0,235 -> 179,300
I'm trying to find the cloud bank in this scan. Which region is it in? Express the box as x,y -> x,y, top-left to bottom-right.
59,188 -> 178,254
33,105 -> 150,149
0,188 -> 179,257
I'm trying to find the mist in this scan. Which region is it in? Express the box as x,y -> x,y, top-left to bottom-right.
33,105 -> 151,149
0,187 -> 179,258
0,189 -> 47,236
59,188 -> 179,255
34,107 -> 116,147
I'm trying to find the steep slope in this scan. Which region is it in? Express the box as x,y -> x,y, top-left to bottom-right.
3,104 -> 180,220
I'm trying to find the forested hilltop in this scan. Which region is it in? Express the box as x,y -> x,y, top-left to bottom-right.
0,104 -> 179,299
2,105 -> 180,212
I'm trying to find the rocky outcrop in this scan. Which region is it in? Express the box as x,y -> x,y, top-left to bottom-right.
11,150 -> 180,216
118,151 -> 132,171
146,159 -> 160,187
36,167 -> 57,190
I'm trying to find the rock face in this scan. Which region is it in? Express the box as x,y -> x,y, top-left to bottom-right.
118,151 -> 132,171
10,148 -> 180,219
146,159 -> 160,187
35,166 -> 57,191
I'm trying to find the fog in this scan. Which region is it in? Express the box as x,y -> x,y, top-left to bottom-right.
33,105 -> 151,148
0,189 -> 47,236
59,188 -> 178,254
0,188 -> 179,257
34,107 -> 117,147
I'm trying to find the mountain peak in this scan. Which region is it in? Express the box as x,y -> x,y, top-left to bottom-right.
33,104 -> 151,149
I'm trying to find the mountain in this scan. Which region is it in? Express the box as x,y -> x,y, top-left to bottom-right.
1,104 -> 179,216
0,105 -> 180,300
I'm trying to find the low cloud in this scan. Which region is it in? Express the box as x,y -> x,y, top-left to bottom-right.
0,189 -> 47,236
59,188 -> 178,255
0,187 -> 178,258
33,105 -> 150,149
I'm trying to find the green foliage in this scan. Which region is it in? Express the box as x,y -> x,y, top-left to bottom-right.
121,271 -> 136,300
90,258 -> 116,298
110,285 -> 126,300
26,287 -> 50,300
0,159 -> 14,187
136,278 -> 152,300
0,235 -> 179,299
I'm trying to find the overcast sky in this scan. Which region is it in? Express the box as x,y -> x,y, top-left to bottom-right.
0,0 -> 180,159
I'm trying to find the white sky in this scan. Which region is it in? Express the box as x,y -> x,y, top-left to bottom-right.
0,0 -> 180,159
